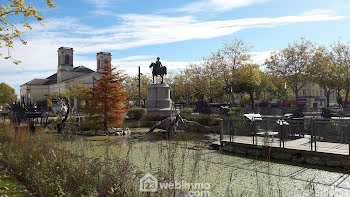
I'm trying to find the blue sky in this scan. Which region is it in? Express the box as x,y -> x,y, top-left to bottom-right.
1,0 -> 350,94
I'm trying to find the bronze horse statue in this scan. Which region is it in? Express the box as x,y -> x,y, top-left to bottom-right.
150,57 -> 167,83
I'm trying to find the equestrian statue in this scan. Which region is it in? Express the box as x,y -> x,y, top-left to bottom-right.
150,57 -> 167,83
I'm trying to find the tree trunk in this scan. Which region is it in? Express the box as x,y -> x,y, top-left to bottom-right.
250,92 -> 254,109
230,92 -> 235,107
325,89 -> 330,108
345,79 -> 349,107
336,89 -> 343,108
293,85 -> 299,106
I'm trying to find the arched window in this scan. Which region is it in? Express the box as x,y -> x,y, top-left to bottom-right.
98,59 -> 101,69
104,59 -> 110,66
65,55 -> 70,64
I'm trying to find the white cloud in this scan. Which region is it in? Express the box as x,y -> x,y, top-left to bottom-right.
302,9 -> 335,16
251,50 -> 274,65
168,0 -> 270,13
1,11 -> 345,67
0,10 -> 345,93
22,11 -> 343,55
84,0 -> 112,9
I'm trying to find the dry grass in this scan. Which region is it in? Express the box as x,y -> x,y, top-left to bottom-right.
0,123 -> 138,196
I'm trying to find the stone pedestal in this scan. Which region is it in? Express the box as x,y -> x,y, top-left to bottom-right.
145,83 -> 172,113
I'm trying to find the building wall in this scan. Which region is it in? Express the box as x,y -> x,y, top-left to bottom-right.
21,73 -> 100,107
58,70 -> 87,83
20,84 -> 49,104
297,83 -> 337,108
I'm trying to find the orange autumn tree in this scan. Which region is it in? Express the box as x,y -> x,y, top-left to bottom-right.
85,61 -> 128,131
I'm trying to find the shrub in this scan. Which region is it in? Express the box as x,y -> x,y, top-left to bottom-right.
0,123 -> 138,196
180,114 -> 221,127
180,108 -> 192,115
145,114 -> 169,121
228,107 -> 241,117
127,108 -> 147,121
78,116 -> 103,131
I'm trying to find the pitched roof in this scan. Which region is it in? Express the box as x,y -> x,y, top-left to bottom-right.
23,78 -> 49,85
73,66 -> 95,73
21,66 -> 96,86
44,73 -> 57,85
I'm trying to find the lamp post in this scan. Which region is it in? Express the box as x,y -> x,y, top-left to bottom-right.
137,66 -> 143,107
284,82 -> 287,116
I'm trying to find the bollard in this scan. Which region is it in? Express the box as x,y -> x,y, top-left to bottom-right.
276,119 -> 287,148
220,119 -> 223,144
348,124 -> 350,156
310,121 -> 313,151
282,124 -> 285,148
279,124 -> 282,148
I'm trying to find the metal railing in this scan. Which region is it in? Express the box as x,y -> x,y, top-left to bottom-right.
220,118 -> 350,155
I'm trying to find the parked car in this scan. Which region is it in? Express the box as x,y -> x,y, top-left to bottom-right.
321,108 -> 343,118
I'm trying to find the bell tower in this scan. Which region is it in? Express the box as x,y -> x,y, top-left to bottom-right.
57,47 -> 74,83
96,52 -> 111,73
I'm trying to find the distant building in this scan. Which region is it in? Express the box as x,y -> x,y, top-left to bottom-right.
297,83 -> 337,108
20,47 -> 112,108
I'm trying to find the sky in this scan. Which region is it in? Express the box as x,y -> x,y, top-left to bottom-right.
1,0 -> 350,95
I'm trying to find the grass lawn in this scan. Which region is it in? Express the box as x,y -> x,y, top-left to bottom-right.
0,166 -> 29,197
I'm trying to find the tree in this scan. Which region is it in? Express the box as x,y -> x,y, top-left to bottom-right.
219,39 -> 253,105
232,64 -> 261,109
0,0 -> 57,64
170,73 -> 193,104
309,45 -> 338,108
265,38 -> 314,102
332,41 -> 350,107
202,55 -> 226,103
256,72 -> 278,103
124,74 -> 151,107
46,82 -> 90,111
85,62 -> 128,131
0,82 -> 17,105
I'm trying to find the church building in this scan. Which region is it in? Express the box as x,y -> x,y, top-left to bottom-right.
20,47 -> 112,108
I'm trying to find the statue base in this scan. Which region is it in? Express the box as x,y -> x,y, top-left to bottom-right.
145,83 -> 172,113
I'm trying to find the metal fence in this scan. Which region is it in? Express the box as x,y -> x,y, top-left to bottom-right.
220,118 -> 350,155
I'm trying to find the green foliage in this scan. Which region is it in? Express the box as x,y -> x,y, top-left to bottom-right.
78,116 -> 103,131
0,170 -> 27,196
46,82 -> 89,109
180,108 -> 193,115
265,38 -> 314,101
0,82 -> 17,105
145,114 -> 169,121
227,107 -> 241,116
233,64 -> 261,108
182,114 -> 221,126
127,108 -> 147,121
0,0 -> 57,64
123,119 -> 153,128
142,132 -> 209,142
124,75 -> 151,105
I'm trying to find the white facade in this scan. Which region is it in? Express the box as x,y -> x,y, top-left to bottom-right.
297,83 -> 337,108
20,47 -> 112,105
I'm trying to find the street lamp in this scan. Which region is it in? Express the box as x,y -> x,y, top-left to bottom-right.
138,66 -> 143,107
284,82 -> 287,116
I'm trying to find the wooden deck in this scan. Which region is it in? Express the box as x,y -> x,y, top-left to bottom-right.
221,135 -> 350,155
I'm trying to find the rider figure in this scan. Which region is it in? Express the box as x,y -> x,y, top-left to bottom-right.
155,57 -> 162,69
150,57 -> 166,84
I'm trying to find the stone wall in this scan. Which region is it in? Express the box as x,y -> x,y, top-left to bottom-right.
221,141 -> 350,168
